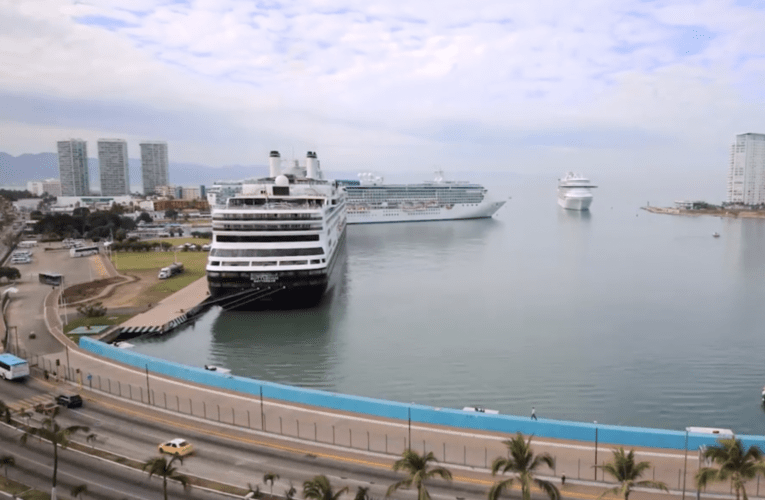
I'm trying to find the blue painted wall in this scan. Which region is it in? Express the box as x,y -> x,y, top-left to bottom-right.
80,337 -> 765,451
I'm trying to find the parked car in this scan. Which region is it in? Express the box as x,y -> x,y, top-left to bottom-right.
56,393 -> 83,408
158,438 -> 194,457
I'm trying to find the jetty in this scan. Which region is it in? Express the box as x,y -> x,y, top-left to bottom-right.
642,205 -> 765,218
113,276 -> 209,336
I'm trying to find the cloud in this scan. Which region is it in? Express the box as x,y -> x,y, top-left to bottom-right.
0,0 -> 763,174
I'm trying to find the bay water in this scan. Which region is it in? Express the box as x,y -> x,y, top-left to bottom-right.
131,169 -> 765,434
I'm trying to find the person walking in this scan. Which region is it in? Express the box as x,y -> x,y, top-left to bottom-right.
561,472 -> 566,485
531,406 -> 537,420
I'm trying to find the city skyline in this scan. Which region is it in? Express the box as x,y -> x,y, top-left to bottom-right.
1,1 -> 764,174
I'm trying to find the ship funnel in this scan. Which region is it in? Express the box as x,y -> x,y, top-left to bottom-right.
269,151 -> 281,177
306,151 -> 319,179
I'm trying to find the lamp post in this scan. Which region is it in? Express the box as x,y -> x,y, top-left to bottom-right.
594,421 -> 598,481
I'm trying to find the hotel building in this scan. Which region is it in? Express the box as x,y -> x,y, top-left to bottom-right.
98,139 -> 130,196
140,141 -> 169,195
57,139 -> 90,196
728,133 -> 765,205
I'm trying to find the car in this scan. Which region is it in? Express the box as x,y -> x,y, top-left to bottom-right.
158,438 -> 194,457
34,401 -> 60,415
56,393 -> 83,408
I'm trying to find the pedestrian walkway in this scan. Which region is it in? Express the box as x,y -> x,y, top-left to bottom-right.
117,277 -> 208,333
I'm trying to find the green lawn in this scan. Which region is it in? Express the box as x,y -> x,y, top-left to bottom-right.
111,250 -> 208,273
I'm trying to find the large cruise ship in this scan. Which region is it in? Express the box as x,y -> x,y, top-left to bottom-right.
206,151 -> 347,309
341,171 -> 505,224
557,173 -> 596,211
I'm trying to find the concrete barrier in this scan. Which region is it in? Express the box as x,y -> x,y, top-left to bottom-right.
80,337 -> 765,451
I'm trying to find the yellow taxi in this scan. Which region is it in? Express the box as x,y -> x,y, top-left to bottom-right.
158,438 -> 194,457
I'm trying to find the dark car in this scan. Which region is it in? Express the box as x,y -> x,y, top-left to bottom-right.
55,394 -> 83,408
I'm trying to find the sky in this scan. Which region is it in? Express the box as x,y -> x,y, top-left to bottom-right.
1,0 -> 764,175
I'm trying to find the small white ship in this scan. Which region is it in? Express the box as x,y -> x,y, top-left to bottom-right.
558,173 -> 596,211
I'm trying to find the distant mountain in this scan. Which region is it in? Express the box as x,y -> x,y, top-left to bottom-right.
0,152 -> 268,190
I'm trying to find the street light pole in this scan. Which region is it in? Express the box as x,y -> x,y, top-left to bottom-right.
594,421 -> 599,481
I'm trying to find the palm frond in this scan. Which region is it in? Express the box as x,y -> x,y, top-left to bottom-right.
488,478 -> 514,500
535,478 -> 561,500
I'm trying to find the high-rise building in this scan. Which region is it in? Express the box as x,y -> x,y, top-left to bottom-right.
57,139 -> 89,196
728,133 -> 765,205
140,141 -> 169,195
98,139 -> 130,196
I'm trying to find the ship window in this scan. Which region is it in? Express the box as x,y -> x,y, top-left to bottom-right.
273,186 -> 290,196
210,261 -> 220,266
310,259 -> 321,264
211,247 -> 323,257
280,260 -> 308,266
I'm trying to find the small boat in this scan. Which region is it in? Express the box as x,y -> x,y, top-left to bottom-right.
462,406 -> 499,415
204,364 -> 232,375
114,341 -> 134,349
713,232 -> 720,238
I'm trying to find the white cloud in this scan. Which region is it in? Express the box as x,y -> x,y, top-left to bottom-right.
0,0 -> 763,175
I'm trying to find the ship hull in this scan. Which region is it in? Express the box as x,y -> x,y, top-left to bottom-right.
208,230 -> 346,310
558,195 -> 593,211
347,200 -> 505,224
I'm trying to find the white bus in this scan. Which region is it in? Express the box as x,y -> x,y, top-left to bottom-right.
0,353 -> 30,380
18,240 -> 38,248
70,246 -> 99,258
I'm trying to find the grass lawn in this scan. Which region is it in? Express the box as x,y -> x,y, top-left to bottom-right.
110,250 -> 209,302
111,250 -> 208,273
0,475 -> 50,499
64,314 -> 133,334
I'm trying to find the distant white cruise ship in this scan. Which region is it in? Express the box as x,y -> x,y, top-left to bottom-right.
341,171 -> 506,224
558,173 -> 596,211
206,151 -> 346,309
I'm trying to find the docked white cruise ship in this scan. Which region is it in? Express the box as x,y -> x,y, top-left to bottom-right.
341,171 -> 505,224
206,151 -> 346,309
557,173 -> 596,211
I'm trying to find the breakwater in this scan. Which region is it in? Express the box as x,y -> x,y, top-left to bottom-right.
80,337 -> 765,452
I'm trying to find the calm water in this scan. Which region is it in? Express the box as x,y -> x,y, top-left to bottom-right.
131,170 -> 765,434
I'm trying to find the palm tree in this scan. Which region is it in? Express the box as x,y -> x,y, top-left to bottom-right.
354,486 -> 370,500
70,484 -> 88,500
387,449 -> 453,500
1,455 -> 14,478
263,472 -> 280,495
488,432 -> 559,500
0,400 -> 11,424
285,484 -> 297,500
597,448 -> 668,500
143,455 -> 190,500
696,438 -> 765,500
246,484 -> 263,498
303,474 -> 349,500
20,407 -> 89,500
87,433 -> 98,450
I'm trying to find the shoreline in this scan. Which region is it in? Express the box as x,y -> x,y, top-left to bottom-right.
642,206 -> 765,218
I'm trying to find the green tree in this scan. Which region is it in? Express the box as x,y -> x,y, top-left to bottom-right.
597,448 -> 668,500
285,484 -> 297,500
165,209 -> 179,221
20,407 -> 90,500
70,483 -> 88,499
387,449 -> 452,500
696,438 -> 765,500
354,486 -> 370,500
303,474 -> 349,500
0,400 -> 11,424
1,454 -> 14,478
488,432 -> 559,500
143,455 -> 190,500
263,472 -> 280,495
138,212 -> 153,224
246,484 -> 263,498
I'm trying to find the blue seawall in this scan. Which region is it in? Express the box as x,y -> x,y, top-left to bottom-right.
80,337 -> 765,451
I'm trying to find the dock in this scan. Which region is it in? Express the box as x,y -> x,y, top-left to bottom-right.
116,277 -> 209,336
